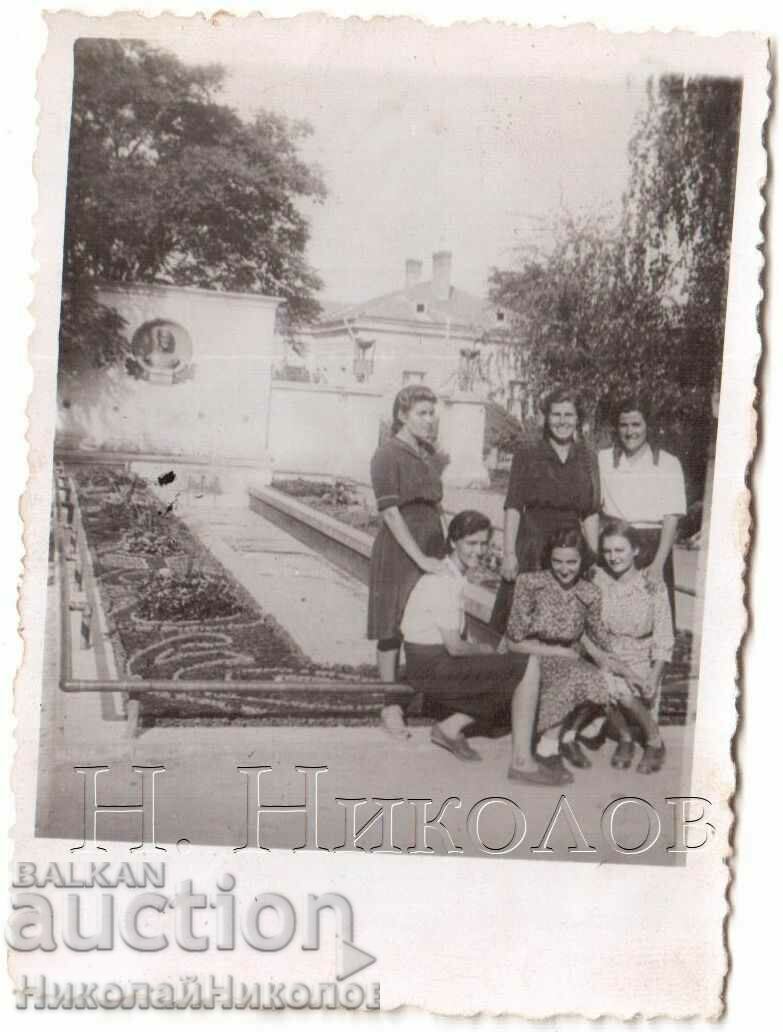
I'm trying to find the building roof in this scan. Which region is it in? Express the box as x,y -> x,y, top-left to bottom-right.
315,280 -> 504,334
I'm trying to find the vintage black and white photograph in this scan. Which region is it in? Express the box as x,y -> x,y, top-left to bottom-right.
9,6 -> 772,1019
26,17 -> 752,869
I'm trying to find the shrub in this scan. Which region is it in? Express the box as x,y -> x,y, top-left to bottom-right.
136,569 -> 248,622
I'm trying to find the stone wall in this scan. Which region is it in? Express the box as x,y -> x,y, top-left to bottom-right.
438,393 -> 489,488
57,282 -> 489,489
267,382 -> 386,483
267,382 -> 488,488
57,282 -> 281,465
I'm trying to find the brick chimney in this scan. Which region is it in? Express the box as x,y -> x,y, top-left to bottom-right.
432,250 -> 452,301
405,259 -> 423,292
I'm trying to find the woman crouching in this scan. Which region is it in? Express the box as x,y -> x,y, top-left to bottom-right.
505,527 -> 621,783
590,520 -> 670,773
401,510 -> 565,785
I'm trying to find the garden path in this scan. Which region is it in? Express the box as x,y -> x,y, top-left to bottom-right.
175,501 -> 377,669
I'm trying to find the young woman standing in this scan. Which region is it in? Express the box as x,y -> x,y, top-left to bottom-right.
598,396 -> 686,615
368,385 -> 447,736
492,386 -> 600,635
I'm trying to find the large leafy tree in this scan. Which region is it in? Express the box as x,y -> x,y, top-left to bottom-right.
623,75 -> 742,403
489,213 -> 675,417
489,74 -> 742,482
60,38 -> 326,374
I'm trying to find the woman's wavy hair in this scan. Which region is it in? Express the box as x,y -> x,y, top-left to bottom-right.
446,510 -> 492,552
540,385 -> 585,434
611,394 -> 661,467
391,384 -> 438,435
542,525 -> 593,579
599,518 -> 642,556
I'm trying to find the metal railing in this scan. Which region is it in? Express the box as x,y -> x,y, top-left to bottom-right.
54,469 -> 402,738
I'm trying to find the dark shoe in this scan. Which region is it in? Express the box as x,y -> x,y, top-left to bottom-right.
535,754 -> 575,784
561,739 -> 592,769
431,724 -> 481,762
508,763 -> 569,786
611,739 -> 635,769
637,740 -> 666,774
579,722 -> 610,751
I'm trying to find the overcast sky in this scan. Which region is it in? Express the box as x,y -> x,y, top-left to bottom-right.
160,31 -> 650,303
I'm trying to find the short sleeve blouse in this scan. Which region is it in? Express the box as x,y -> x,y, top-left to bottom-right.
506,570 -> 611,650
505,438 -> 599,518
370,436 -> 444,513
593,567 -> 675,663
598,446 -> 686,525
401,564 -> 465,645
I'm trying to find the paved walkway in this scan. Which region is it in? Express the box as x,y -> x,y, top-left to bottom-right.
177,501 -> 376,668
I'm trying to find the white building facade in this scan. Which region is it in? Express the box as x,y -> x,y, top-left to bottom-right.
289,251 -> 532,416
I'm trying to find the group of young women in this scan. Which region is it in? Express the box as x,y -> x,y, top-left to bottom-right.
367,384 -> 686,786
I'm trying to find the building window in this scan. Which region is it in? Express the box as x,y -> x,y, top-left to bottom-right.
402,370 -> 425,385
458,347 -> 482,392
353,336 -> 375,382
496,310 -> 505,323
416,303 -> 426,313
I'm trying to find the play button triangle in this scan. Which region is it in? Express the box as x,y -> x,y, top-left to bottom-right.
338,940 -> 377,981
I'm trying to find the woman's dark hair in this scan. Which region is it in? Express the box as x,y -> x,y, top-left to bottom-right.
613,394 -> 653,426
611,394 -> 660,466
391,385 -> 437,435
542,526 -> 592,579
599,518 -> 641,555
446,509 -> 492,551
540,385 -> 585,428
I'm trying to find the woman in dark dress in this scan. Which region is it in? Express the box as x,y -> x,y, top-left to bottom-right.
492,386 -> 600,635
368,385 -> 447,736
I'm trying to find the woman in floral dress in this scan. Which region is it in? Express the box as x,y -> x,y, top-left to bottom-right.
589,519 -> 671,774
505,527 -> 619,781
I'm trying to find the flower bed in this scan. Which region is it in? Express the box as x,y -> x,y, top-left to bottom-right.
71,465 -> 373,688
272,477 -> 382,535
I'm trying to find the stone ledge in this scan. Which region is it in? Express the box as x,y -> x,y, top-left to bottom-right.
247,484 -> 497,637
249,484 -> 374,558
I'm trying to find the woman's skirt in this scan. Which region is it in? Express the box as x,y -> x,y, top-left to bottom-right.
367,502 -> 446,642
491,507 -> 582,635
404,644 -> 529,723
632,526 -> 676,625
537,655 -> 610,733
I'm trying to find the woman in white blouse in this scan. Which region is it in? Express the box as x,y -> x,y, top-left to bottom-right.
597,396 -> 686,618
401,510 -> 566,785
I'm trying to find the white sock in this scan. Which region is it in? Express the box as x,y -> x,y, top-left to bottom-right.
537,732 -> 560,758
580,718 -> 605,738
